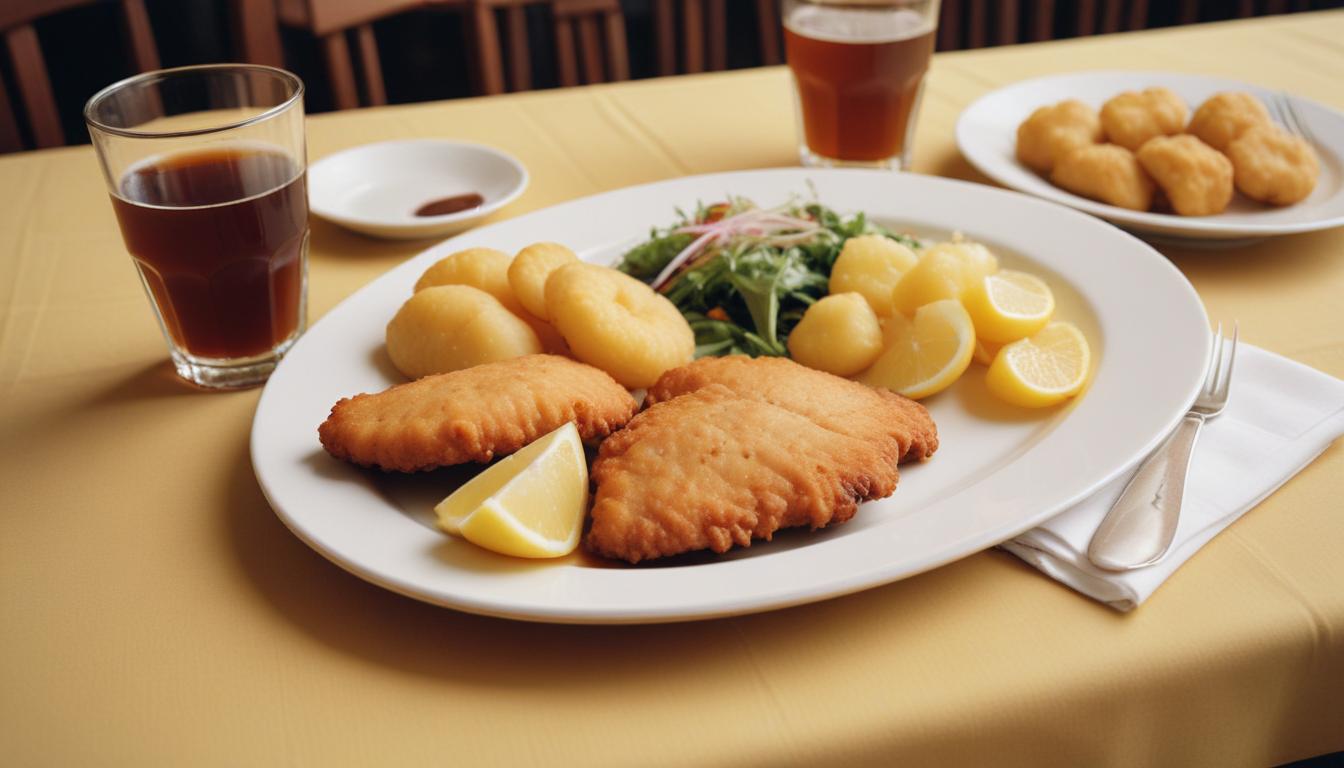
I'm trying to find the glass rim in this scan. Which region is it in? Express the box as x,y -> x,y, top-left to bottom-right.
84,63 -> 304,139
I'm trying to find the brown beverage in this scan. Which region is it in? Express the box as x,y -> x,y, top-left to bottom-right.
111,147 -> 308,360
785,7 -> 935,163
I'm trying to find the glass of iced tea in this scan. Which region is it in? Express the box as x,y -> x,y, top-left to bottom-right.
85,64 -> 309,389
784,0 -> 940,170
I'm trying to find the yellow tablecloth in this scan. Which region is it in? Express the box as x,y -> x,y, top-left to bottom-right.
3,12 -> 1342,767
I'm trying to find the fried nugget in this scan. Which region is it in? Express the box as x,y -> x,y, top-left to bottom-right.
319,355 -> 636,472
1225,124 -> 1320,205
645,355 -> 938,464
585,385 -> 903,563
1136,135 -> 1234,216
1016,100 -> 1103,174
1051,144 -> 1156,211
1188,91 -> 1272,152
1099,88 -> 1187,151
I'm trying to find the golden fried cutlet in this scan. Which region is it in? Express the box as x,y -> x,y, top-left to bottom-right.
319,355 -> 636,472
585,385 -> 903,563
645,356 -> 938,463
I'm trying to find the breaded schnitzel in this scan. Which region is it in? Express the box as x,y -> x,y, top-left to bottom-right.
319,355 -> 636,472
645,356 -> 938,464
586,357 -> 939,562
585,385 -> 903,563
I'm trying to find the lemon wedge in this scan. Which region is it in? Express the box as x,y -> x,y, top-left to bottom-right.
972,338 -> 1003,366
985,322 -> 1091,408
434,422 -> 588,558
962,270 -> 1056,344
859,299 -> 975,400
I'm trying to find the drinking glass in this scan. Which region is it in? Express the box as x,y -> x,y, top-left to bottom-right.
783,0 -> 941,170
85,64 -> 309,389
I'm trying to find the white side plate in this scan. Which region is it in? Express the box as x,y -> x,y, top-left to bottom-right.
308,140 -> 528,240
956,70 -> 1344,241
252,168 -> 1209,623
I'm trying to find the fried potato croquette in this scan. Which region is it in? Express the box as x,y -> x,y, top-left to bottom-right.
1051,144 -> 1156,211
545,262 -> 694,389
508,242 -> 578,320
645,355 -> 938,464
828,234 -> 919,316
1099,88 -> 1188,151
319,355 -> 637,472
787,293 -> 884,376
1225,125 -> 1320,205
585,385 -> 902,563
1187,91 -> 1272,152
1136,135 -> 1234,216
1016,99 -> 1103,173
386,285 -> 541,379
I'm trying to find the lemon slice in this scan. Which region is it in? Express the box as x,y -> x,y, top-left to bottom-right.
858,299 -> 975,399
962,270 -> 1056,344
434,422 -> 589,558
985,322 -> 1091,408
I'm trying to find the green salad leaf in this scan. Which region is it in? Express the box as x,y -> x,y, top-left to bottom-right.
617,197 -> 921,358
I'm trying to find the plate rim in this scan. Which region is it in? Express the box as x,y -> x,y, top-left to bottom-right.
252,167 -> 1210,624
955,68 -> 1344,238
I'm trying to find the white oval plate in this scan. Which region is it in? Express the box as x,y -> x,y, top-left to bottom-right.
956,70 -> 1344,241
252,168 -> 1209,624
308,140 -> 528,240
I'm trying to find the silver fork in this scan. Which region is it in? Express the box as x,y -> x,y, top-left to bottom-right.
1268,91 -> 1319,146
1087,323 -> 1239,572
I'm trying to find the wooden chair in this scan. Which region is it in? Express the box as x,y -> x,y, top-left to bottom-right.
653,0 -> 780,76
1,0 -> 160,152
937,0 -> 1306,52
235,0 -> 471,110
470,0 -> 629,95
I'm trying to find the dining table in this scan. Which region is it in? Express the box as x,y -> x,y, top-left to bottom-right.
3,10 -> 1342,767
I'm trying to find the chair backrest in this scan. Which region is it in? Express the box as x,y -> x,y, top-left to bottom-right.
939,0 -> 1313,51
654,0 -> 779,76
471,0 -> 628,95
1,0 -> 160,152
244,0 -> 443,110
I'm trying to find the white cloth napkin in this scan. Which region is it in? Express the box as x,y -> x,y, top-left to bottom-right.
1000,344 -> 1344,611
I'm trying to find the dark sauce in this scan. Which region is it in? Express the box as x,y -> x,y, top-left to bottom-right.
111,147 -> 307,359
415,192 -> 484,217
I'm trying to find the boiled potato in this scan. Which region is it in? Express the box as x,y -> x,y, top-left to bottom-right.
415,247 -> 526,314
787,293 -> 884,376
1225,125 -> 1319,205
1136,135 -> 1234,216
890,241 -> 999,316
545,262 -> 694,388
828,235 -> 919,317
386,285 -> 541,379
416,245 -> 566,352
509,242 -> 579,320
945,241 -> 999,286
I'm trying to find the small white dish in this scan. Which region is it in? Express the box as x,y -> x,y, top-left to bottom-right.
307,140 -> 528,240
956,71 -> 1344,242
252,168 -> 1210,624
